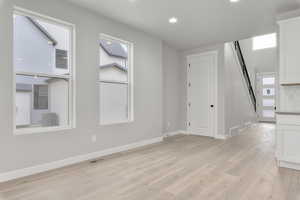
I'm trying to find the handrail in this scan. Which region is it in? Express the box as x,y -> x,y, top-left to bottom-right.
233,41 -> 257,112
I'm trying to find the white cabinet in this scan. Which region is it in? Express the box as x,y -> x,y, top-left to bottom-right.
279,17 -> 300,84
276,114 -> 300,170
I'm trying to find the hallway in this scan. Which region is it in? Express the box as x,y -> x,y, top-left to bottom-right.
0,123 -> 300,200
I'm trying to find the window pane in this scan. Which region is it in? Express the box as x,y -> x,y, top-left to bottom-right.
14,14 -> 70,75
263,110 -> 275,118
263,88 -> 275,96
263,77 -> 275,85
263,99 -> 275,107
253,33 -> 277,50
100,82 -> 128,124
99,38 -> 128,82
16,75 -> 69,129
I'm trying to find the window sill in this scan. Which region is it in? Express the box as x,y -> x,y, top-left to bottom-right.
13,126 -> 74,136
100,120 -> 134,126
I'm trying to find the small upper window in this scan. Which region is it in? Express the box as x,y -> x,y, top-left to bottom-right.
263,77 -> 275,85
56,49 -> 68,69
252,33 -> 277,51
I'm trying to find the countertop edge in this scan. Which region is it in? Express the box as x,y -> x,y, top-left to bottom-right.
276,111 -> 300,115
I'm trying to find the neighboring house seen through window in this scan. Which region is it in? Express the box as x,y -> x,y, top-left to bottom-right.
33,85 -> 48,110
99,35 -> 133,125
13,9 -> 74,134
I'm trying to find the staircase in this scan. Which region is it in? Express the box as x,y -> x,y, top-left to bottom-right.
233,41 -> 257,112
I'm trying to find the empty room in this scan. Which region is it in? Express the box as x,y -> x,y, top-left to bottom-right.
1,0 -> 300,199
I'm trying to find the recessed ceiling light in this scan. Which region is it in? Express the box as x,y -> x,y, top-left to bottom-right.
230,0 -> 240,2
169,17 -> 178,24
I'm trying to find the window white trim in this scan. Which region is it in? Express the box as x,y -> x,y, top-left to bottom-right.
16,72 -> 70,80
13,7 -> 76,135
14,6 -> 75,28
99,33 -> 134,126
98,80 -> 128,85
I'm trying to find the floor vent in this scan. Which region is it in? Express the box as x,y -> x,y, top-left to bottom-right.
89,158 -> 105,164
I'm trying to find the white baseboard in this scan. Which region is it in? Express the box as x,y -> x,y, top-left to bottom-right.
229,125 -> 241,136
279,161 -> 300,171
179,130 -> 188,135
164,131 -> 180,137
164,130 -> 188,138
214,134 -> 227,140
229,121 -> 254,137
239,121 -> 254,132
0,137 -> 163,183
178,129 -> 226,140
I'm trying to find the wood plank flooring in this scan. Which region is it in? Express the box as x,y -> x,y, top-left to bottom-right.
1,123 -> 300,200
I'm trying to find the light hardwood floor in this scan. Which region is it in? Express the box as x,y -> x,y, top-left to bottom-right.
1,123 -> 300,200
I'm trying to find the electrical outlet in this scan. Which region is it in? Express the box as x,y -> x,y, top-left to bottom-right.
91,135 -> 97,143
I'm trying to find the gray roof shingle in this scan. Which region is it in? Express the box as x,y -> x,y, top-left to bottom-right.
100,39 -> 128,59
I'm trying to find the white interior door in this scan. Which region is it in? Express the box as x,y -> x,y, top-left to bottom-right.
256,73 -> 276,122
187,52 -> 217,137
16,92 -> 31,126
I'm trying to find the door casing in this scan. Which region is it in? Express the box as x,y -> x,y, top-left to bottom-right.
256,72 -> 276,123
186,51 -> 218,138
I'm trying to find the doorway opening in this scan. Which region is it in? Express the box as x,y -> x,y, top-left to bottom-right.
256,73 -> 276,123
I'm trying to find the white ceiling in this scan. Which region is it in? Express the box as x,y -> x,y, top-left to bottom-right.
66,0 -> 300,50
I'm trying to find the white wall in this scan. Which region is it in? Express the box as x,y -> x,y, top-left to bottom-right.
0,0 -> 162,173
224,43 -> 256,135
162,43 -> 182,133
239,37 -> 277,122
239,37 -> 277,85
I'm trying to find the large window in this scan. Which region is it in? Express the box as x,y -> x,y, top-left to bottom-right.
13,9 -> 75,134
99,34 -> 133,125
